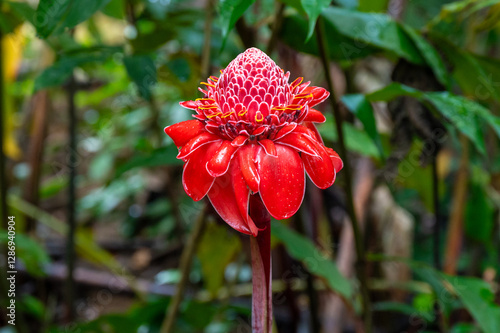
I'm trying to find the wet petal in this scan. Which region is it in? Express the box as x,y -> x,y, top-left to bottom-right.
303,86 -> 329,107
303,122 -> 324,144
303,142 -> 336,189
238,145 -> 260,193
206,140 -> 239,177
177,132 -> 221,159
182,141 -> 221,201
325,147 -> 343,171
275,132 -> 320,156
273,123 -> 297,140
164,120 -> 204,147
258,139 -> 277,157
303,109 -> 326,123
208,160 -> 258,236
258,144 -> 305,219
232,135 -> 248,147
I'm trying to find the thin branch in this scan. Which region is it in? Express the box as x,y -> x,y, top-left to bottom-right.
315,18 -> 372,333
159,206 -> 207,333
0,4 -> 7,230
431,155 -> 441,270
64,73 -> 77,322
444,134 -> 469,274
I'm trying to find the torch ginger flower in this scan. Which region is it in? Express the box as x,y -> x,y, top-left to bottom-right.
164,48 -> 342,236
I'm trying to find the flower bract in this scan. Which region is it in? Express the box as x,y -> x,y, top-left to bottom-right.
165,48 -> 342,236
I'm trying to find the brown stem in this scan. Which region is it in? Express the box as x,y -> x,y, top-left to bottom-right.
432,155 -> 441,270
444,135 -> 469,275
315,18 -> 372,333
235,17 -> 256,49
64,73 -> 77,322
23,91 -> 50,233
159,206 -> 207,333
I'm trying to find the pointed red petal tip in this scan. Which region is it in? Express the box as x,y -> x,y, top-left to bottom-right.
177,132 -> 221,159
326,148 -> 343,171
182,141 -> 221,201
164,120 -> 205,147
206,140 -> 239,177
303,109 -> 326,123
208,159 -> 258,236
179,100 -> 198,110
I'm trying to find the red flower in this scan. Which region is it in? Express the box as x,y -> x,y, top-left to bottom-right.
165,48 -> 342,236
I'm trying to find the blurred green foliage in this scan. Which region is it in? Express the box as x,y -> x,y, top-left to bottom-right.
1,0 -> 500,332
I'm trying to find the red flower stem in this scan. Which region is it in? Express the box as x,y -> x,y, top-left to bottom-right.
315,18 -> 372,333
249,196 -> 272,333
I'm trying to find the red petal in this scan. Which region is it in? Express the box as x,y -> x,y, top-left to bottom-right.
303,109 -> 326,123
275,132 -> 320,156
303,86 -> 329,107
238,145 -> 260,193
258,139 -> 277,157
325,147 -> 343,171
182,141 -> 221,201
303,142 -> 336,189
164,120 -> 204,147
303,122 -> 324,144
232,135 -> 248,147
179,100 -> 198,110
177,132 -> 221,159
258,144 -> 305,219
208,160 -> 258,236
273,123 -> 297,140
206,140 -> 239,177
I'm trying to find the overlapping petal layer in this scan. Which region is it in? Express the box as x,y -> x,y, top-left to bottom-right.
164,48 -> 343,236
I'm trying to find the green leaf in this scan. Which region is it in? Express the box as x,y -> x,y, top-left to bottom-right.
115,146 -> 182,176
34,58 -> 76,91
218,0 -> 256,42
424,92 -> 485,154
35,0 -> 111,38
401,25 -> 450,88
439,41 -> 500,102
366,82 -> 422,101
373,301 -> 433,321
319,114 -> 380,158
428,0 -> 500,28
465,182 -> 494,243
301,0 -> 331,40
279,13 -> 377,61
197,223 -> 242,296
358,0 -> 389,12
123,55 -> 157,101
34,0 -> 71,38
321,7 -> 424,64
271,221 -> 353,301
367,83 -> 500,155
0,232 -> 50,277
443,275 -> 500,333
7,1 -> 37,26
35,50 -> 115,91
342,94 -> 384,157
62,0 -> 111,30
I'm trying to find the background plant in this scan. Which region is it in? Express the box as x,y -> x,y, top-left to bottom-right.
0,0 -> 499,332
